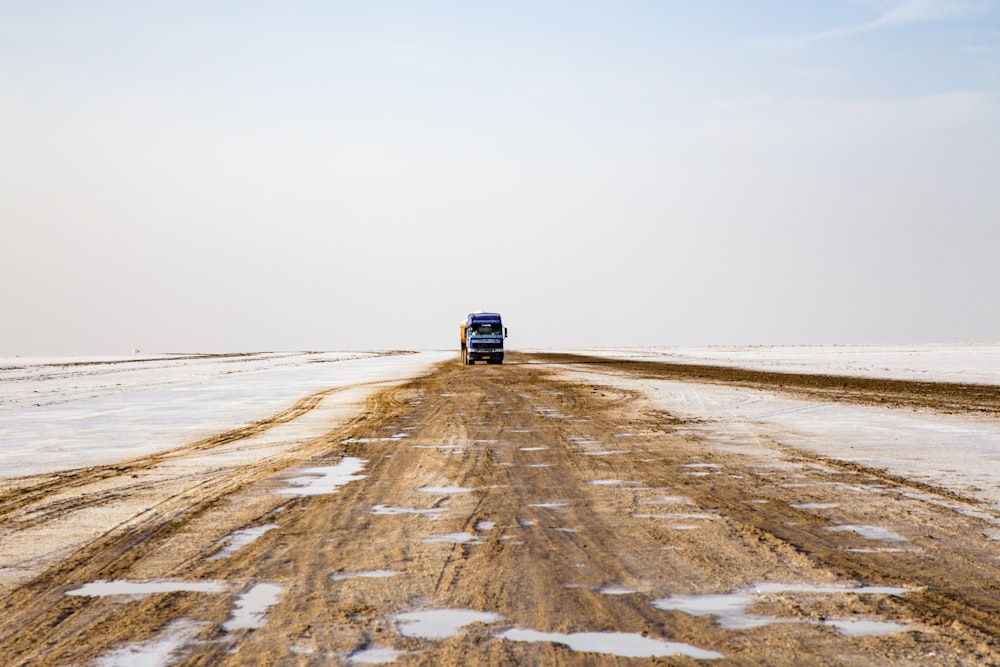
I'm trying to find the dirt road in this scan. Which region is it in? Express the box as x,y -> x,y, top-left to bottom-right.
2,353 -> 1000,665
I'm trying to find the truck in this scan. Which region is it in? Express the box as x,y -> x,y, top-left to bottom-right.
460,311 -> 507,365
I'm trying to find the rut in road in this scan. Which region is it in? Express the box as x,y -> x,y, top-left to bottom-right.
2,354 -> 1000,665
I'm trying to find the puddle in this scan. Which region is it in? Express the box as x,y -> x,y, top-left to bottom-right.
518,447 -> 547,451
527,463 -> 553,468
526,502 -> 568,509
518,518 -> 536,527
475,520 -> 496,531
554,527 -> 578,533
222,583 -> 283,631
417,485 -> 474,494
278,458 -> 367,496
580,450 -> 626,456
496,629 -> 723,659
370,505 -> 447,517
393,609 -> 502,639
93,619 -> 207,667
826,525 -> 907,542
209,524 -> 279,560
790,503 -> 839,510
422,532 -> 480,544
67,580 -> 225,597
349,647 -> 408,664
598,586 -> 637,595
632,513 -> 717,521
330,570 -> 401,581
652,582 -> 910,632
680,463 -> 719,469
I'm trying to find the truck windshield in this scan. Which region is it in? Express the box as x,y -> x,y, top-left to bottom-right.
470,323 -> 502,336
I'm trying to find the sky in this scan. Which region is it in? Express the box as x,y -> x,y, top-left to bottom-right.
2,1 -> 999,354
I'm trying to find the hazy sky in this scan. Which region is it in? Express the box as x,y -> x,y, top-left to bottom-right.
3,1 -> 998,354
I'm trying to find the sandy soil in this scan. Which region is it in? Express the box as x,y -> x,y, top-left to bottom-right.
1,352 -> 999,665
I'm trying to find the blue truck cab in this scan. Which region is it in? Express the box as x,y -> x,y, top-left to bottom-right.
460,311 -> 507,365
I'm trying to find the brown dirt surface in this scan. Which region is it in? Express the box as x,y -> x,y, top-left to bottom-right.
2,352 -> 1000,665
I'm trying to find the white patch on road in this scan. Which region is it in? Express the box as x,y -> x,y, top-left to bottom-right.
496,629 -> 723,659
826,524 -> 908,542
222,583 -> 283,631
393,609 -> 502,639
349,647 -> 408,664
330,570 -> 401,581
652,582 -> 910,631
823,619 -> 913,636
209,524 -> 279,561
417,485 -> 474,494
632,513 -> 718,520
370,505 -> 447,517
92,619 -> 208,667
589,479 -> 643,486
421,532 -> 480,544
278,458 -> 367,496
67,580 -> 225,597
642,496 -> 694,505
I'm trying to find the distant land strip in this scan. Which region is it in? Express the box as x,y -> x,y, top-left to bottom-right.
521,352 -> 1000,416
